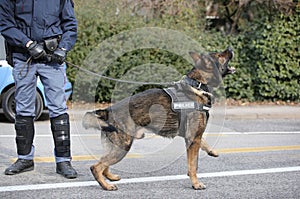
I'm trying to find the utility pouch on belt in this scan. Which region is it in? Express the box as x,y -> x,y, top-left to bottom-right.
44,38 -> 59,54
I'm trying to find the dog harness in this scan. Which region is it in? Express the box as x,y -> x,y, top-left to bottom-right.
163,76 -> 212,137
163,76 -> 212,113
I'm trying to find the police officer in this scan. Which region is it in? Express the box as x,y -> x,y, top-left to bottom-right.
0,0 -> 78,178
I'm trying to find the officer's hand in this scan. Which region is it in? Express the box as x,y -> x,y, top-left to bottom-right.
27,41 -> 46,59
52,48 -> 66,65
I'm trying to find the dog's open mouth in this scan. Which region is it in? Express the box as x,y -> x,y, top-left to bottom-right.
227,48 -> 235,74
228,66 -> 236,74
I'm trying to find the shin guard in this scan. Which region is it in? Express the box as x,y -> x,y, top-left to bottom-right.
51,113 -> 71,157
15,115 -> 35,155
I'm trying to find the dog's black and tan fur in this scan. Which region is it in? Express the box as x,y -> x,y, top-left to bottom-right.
82,48 -> 235,191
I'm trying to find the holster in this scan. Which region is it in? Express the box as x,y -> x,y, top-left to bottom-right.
5,41 -> 14,66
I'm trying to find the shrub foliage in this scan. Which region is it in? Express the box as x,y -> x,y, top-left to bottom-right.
68,0 -> 299,102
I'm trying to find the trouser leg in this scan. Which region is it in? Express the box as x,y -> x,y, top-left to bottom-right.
13,59 -> 37,117
37,62 -> 67,118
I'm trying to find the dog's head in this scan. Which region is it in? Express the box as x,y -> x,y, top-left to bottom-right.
189,47 -> 235,87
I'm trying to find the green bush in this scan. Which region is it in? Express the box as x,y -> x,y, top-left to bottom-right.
68,1 -> 300,103
253,14 -> 300,101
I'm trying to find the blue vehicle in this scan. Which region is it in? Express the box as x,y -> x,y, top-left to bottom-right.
0,35 -> 72,122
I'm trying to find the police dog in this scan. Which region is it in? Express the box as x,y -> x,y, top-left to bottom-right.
82,48 -> 235,191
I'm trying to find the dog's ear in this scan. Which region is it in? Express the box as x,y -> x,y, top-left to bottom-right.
189,51 -> 201,63
190,52 -> 213,71
190,52 -> 210,69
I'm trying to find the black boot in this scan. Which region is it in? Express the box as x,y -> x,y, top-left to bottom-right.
4,159 -> 34,175
56,161 -> 77,179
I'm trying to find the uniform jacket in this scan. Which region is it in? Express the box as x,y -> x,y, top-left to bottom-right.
0,0 -> 77,53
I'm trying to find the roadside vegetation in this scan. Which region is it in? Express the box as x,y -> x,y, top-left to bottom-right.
68,0 -> 299,103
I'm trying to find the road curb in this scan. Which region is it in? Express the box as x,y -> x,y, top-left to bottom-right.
224,105 -> 300,119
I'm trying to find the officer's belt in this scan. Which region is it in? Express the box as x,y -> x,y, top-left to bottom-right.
11,37 -> 60,54
11,46 -> 27,54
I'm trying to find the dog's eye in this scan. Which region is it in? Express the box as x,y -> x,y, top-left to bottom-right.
220,64 -> 227,74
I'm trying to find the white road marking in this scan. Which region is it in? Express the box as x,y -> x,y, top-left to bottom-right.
0,134 -> 100,138
220,131 -> 300,135
1,131 -> 300,138
0,166 -> 300,192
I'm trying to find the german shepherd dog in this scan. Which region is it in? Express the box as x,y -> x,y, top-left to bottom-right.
82,48 -> 235,191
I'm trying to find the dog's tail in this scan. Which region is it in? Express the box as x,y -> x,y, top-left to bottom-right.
82,109 -> 109,130
94,109 -> 109,121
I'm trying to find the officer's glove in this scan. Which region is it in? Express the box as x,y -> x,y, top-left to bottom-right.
27,41 -> 46,59
52,48 -> 66,65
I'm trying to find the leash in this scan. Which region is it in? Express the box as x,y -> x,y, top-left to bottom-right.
66,61 -> 177,86
18,56 -> 33,78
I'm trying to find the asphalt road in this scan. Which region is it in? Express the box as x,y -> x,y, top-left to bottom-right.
0,108 -> 300,199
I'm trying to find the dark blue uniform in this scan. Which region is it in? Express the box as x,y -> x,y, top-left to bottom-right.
0,0 -> 77,50
0,0 -> 78,178
0,0 -> 77,117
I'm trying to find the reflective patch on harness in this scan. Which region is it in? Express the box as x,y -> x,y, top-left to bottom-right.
203,106 -> 210,111
173,102 -> 195,110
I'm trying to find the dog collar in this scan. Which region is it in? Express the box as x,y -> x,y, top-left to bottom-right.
183,76 -> 209,92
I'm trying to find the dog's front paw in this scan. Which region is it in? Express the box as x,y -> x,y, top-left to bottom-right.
192,182 -> 206,190
208,150 -> 219,157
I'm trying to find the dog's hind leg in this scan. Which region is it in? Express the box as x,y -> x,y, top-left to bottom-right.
90,147 -> 130,190
90,131 -> 133,191
90,162 -> 117,191
90,152 -> 127,191
103,167 -> 120,181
